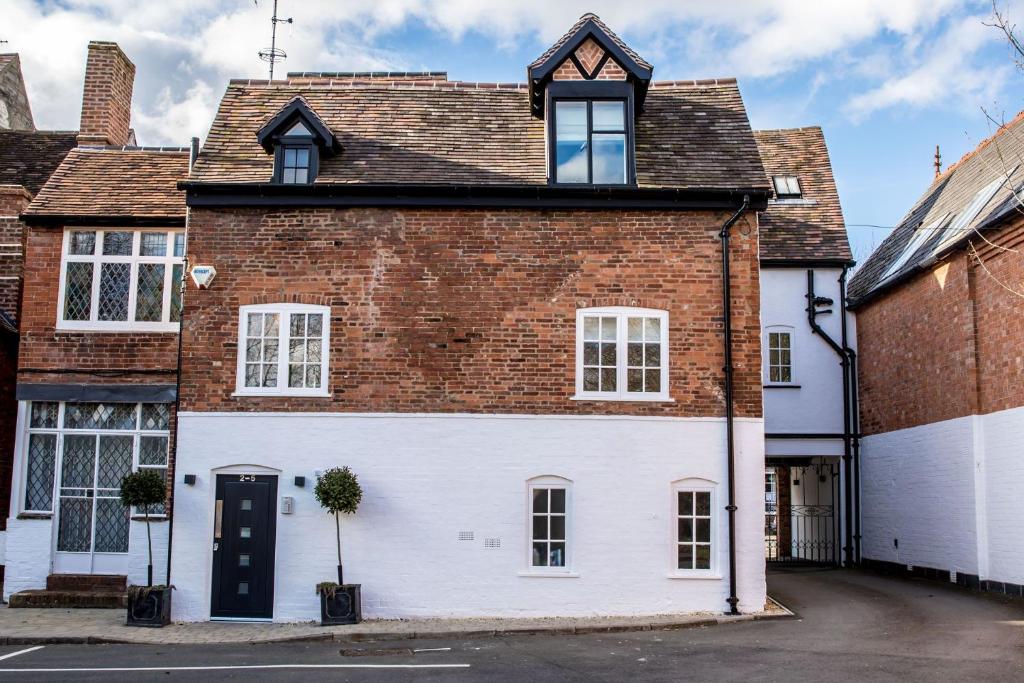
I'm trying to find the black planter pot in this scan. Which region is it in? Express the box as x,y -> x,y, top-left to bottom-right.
320,584 -> 361,625
126,586 -> 172,628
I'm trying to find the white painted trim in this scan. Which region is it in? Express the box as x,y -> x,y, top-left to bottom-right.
235,303 -> 331,396
517,571 -> 580,578
178,411 -> 765,424
764,324 -> 796,386
525,476 -> 573,573
574,307 -> 671,402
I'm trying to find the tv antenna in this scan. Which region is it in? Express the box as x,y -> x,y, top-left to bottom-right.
256,0 -> 292,81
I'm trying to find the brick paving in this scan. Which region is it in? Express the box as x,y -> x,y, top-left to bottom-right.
0,600 -> 789,645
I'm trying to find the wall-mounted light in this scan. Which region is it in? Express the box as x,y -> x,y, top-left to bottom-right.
183,474 -> 197,486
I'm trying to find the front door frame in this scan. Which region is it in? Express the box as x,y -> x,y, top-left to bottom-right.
210,472 -> 278,621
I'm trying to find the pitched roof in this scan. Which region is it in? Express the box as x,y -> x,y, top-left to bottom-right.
0,130 -> 77,194
23,147 -> 189,220
754,127 -> 852,263
528,13 -> 652,71
191,77 -> 768,192
848,111 -> 1024,305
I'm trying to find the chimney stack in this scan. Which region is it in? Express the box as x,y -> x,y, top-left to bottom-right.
77,41 -> 135,147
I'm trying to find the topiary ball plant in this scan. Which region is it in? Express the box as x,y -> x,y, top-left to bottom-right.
314,467 -> 362,585
120,469 -> 167,587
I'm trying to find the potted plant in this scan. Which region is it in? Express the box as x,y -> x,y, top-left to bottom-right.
120,469 -> 172,627
314,466 -> 363,625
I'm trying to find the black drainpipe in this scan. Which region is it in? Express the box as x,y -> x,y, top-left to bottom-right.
839,267 -> 861,563
165,136 -> 199,586
806,270 -> 853,567
720,194 -> 749,615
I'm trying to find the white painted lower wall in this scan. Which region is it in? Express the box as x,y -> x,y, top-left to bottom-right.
860,405 -> 1024,586
171,412 -> 766,622
2,517 -> 169,599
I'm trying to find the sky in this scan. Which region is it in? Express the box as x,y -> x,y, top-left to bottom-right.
6,0 -> 1024,264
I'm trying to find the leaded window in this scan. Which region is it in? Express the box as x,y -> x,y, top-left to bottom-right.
237,304 -> 330,396
576,308 -> 669,400
59,229 -> 185,331
21,402 -> 171,529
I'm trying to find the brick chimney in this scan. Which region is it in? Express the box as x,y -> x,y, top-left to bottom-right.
77,41 -> 135,147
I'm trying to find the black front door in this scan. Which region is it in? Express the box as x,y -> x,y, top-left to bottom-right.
211,474 -> 277,619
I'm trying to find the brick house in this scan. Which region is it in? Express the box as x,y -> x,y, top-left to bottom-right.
754,128 -> 857,568
170,14 -> 772,621
849,112 -> 1024,596
0,53 -> 78,589
3,42 -> 190,603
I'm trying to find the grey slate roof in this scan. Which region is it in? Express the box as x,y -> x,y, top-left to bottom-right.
0,130 -> 77,194
849,111 -> 1024,305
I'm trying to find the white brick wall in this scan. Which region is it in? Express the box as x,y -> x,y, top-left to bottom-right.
860,405 -> 1024,585
171,412 -> 767,622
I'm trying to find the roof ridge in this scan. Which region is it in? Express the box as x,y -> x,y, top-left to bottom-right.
754,126 -> 823,134
228,78 -> 530,90
75,145 -> 190,153
650,78 -> 737,87
940,109 -> 1024,178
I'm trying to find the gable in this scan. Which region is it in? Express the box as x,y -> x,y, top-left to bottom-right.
0,54 -> 36,131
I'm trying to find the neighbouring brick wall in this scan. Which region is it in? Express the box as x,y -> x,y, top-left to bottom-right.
856,217 -> 1024,435
17,225 -> 179,383
0,186 -> 30,325
181,207 -> 762,418
77,42 -> 135,147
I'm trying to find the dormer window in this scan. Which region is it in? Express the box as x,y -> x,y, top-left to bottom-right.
257,97 -> 340,186
553,99 -> 628,184
772,175 -> 802,199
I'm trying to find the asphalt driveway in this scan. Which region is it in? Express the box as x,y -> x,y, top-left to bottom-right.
0,567 -> 1020,681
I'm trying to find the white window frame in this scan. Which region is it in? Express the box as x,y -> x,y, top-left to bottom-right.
573,307 -> 671,402
522,476 -> 575,576
56,228 -> 185,333
772,175 -> 801,198
19,401 -> 171,519
670,478 -> 719,579
234,303 -> 331,397
764,325 -> 796,386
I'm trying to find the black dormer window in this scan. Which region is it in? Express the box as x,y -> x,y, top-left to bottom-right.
257,98 -> 341,186
553,99 -> 629,184
772,175 -> 802,199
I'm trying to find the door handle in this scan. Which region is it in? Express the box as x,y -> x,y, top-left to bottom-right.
214,499 -> 223,539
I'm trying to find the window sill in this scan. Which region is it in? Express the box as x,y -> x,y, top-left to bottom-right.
17,512 -> 52,520
570,394 -> 675,403
232,391 -> 332,399
764,384 -> 801,389
666,572 -> 722,580
517,570 -> 580,578
130,515 -> 169,522
56,323 -> 180,334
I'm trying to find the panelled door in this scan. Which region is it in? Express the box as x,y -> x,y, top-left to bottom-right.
211,474 -> 277,620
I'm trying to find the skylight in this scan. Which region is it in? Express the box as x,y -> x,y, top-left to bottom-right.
772,175 -> 801,198
933,167 -> 1018,253
879,214 -> 949,283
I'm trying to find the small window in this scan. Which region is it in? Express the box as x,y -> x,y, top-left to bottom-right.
58,229 -> 185,331
527,477 -> 572,571
280,146 -> 311,184
575,307 -> 669,401
772,176 -> 801,199
236,304 -> 330,396
766,329 -> 793,384
674,481 -> 716,574
553,100 -> 629,185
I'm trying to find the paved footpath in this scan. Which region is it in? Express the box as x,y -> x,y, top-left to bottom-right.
0,599 -> 787,645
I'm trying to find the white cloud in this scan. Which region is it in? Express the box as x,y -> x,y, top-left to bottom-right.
3,0 -> 1010,144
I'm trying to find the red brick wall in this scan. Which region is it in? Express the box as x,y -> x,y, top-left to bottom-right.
551,40 -> 629,81
77,42 -> 135,147
17,225 -> 179,385
856,218 -> 1024,435
180,207 -> 762,418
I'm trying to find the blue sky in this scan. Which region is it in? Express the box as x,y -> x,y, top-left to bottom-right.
8,0 -> 1024,263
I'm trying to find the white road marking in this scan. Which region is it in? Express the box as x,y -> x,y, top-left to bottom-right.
0,646 -> 45,662
414,647 -> 452,652
0,663 -> 470,673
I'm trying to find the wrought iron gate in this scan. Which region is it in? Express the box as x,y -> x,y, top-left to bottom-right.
765,463 -> 839,565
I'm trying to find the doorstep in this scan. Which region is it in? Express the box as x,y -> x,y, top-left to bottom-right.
0,599 -> 793,646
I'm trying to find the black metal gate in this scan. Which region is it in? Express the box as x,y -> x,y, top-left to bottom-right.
765,462 -> 839,565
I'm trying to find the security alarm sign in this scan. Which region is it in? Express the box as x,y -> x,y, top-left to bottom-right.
190,264 -> 217,289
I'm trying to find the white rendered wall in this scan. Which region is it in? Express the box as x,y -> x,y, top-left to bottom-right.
170,412 -> 766,622
979,406 -> 1024,585
860,415 -> 979,576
